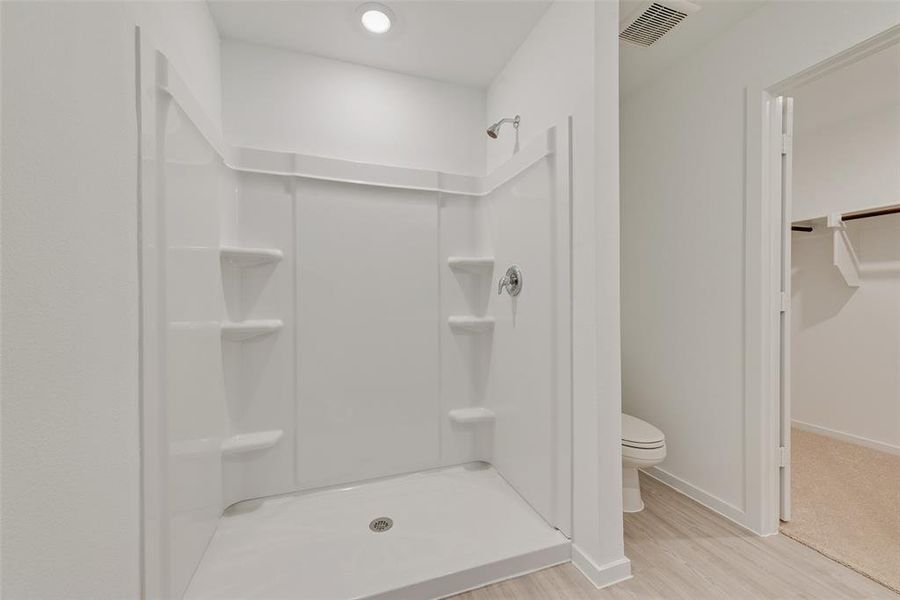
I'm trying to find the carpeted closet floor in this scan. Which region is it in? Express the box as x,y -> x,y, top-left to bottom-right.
780,428 -> 900,594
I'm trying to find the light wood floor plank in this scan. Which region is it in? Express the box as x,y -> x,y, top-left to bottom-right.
452,474 -> 896,599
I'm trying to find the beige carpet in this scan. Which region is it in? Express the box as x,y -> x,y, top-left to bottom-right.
780,428 -> 900,594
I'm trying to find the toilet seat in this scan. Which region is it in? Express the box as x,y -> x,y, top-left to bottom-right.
622,414 -> 665,450
621,413 -> 667,513
623,440 -> 665,450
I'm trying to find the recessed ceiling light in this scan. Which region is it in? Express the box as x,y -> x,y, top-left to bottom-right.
358,3 -> 393,34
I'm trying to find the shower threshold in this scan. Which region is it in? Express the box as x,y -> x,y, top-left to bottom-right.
184,463 -> 570,599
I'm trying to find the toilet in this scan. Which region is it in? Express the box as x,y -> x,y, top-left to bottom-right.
621,414 -> 666,513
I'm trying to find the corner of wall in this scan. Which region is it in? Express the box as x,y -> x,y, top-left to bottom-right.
572,546 -> 632,590
133,0 -> 223,130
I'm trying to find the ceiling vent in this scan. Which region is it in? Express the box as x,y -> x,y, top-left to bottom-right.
619,0 -> 701,47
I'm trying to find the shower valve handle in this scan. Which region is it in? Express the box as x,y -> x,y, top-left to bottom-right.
498,265 -> 523,297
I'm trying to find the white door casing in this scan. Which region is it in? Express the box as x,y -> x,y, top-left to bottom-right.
770,96 -> 793,522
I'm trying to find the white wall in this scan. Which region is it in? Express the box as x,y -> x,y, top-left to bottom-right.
222,40 -> 486,175
1,4 -> 138,597
0,3 -> 4,584
590,0 -> 629,583
790,73 -> 900,453
793,103 -> 900,221
485,1 -> 594,172
1,2 -> 221,597
488,0 -> 630,584
621,1 -> 900,531
792,216 -> 900,453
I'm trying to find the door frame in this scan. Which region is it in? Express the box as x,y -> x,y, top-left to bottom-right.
745,25 -> 900,536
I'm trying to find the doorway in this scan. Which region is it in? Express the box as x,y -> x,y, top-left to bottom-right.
762,28 -> 900,594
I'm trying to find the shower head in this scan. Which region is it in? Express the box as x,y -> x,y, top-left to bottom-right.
486,115 -> 520,139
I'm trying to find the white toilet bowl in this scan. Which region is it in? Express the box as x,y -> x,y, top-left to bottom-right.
621,414 -> 666,513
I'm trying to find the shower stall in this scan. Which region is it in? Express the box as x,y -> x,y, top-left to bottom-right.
140,33 -> 573,599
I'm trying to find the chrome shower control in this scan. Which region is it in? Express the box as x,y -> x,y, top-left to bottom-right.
497,265 -> 523,297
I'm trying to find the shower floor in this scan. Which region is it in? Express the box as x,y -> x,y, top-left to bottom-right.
184,463 -> 570,600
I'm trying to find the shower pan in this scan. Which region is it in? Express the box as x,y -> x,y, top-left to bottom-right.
139,35 -> 573,600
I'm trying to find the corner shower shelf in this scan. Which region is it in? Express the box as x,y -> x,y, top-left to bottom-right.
448,407 -> 495,425
220,246 -> 283,268
221,319 -> 283,341
448,256 -> 495,272
448,316 -> 495,333
221,430 -> 284,457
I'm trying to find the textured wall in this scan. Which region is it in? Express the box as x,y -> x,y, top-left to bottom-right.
1,2 -> 222,597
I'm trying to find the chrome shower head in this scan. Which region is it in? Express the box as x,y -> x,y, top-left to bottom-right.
486,115 -> 520,139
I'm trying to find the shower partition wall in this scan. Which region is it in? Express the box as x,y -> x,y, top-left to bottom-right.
141,40 -> 572,599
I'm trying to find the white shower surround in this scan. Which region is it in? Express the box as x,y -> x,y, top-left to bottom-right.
141,44 -> 573,598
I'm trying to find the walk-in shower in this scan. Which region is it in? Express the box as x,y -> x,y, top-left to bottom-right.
139,20 -> 573,600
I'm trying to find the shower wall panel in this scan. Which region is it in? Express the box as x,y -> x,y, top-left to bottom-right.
147,97 -> 228,599
296,180 -> 442,489
438,194 -> 492,466
221,172 -> 297,506
480,154 -> 570,531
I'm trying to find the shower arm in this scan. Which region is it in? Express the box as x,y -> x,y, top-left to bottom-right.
494,117 -> 519,128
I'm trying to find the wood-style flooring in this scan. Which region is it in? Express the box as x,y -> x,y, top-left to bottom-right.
452,473 -> 896,599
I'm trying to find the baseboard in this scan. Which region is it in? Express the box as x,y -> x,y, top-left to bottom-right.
642,467 -> 759,535
571,545 -> 632,589
792,420 -> 900,456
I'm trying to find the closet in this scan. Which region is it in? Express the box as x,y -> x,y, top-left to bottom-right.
781,41 -> 900,594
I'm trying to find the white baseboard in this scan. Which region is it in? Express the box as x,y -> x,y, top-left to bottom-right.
571,545 -> 632,589
642,467 -> 759,535
792,420 -> 900,456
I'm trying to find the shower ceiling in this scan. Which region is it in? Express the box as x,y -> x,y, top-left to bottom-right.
207,0 -> 552,87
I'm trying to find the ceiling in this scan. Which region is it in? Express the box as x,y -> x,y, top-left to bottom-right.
619,0 -> 766,99
207,0 -> 552,88
789,43 -> 900,133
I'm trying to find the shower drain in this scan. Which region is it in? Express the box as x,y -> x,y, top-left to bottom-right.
369,517 -> 393,533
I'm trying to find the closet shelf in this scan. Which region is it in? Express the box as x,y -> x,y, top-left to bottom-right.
220,246 -> 283,268
790,206 -> 900,287
221,319 -> 283,341
448,407 -> 495,425
826,214 -> 861,288
448,256 -> 495,272
448,316 -> 495,333
221,430 -> 284,457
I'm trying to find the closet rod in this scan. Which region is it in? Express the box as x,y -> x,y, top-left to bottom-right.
791,204 -> 900,233
841,204 -> 900,222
